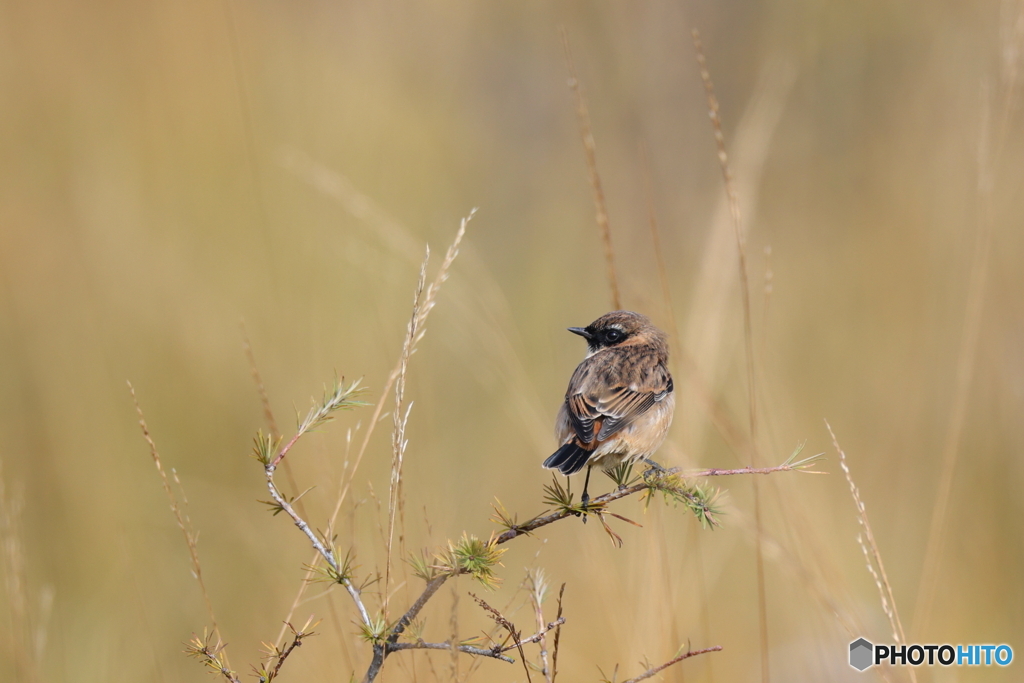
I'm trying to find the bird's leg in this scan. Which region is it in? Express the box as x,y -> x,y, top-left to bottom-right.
580,465 -> 592,524
581,465 -> 592,506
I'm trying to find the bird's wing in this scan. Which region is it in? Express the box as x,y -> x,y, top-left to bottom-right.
565,361 -> 672,444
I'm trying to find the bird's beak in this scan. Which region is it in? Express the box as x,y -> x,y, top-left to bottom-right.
568,327 -> 593,340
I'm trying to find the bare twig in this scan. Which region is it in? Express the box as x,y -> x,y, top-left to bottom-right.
620,645 -> 723,683
382,605 -> 565,675
470,592 -> 533,682
499,617 -> 566,653
255,617 -> 321,682
561,26 -> 621,310
551,583 -> 565,683
254,379 -> 371,630
263,464 -> 373,628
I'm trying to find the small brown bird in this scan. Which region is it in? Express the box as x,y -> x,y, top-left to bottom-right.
543,311 -> 675,505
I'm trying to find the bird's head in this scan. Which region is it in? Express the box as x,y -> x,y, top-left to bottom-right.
568,310 -> 665,355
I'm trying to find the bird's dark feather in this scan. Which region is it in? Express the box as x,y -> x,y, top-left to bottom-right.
543,442 -> 592,475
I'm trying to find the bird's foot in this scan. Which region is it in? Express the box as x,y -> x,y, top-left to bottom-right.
580,490 -> 590,524
642,459 -> 668,484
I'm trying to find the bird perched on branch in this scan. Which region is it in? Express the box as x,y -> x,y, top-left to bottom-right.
543,311 -> 675,507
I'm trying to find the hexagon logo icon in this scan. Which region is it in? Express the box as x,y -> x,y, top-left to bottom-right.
849,638 -> 873,671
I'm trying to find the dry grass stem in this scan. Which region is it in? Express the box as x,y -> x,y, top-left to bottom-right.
448,584 -> 460,682
385,209 -> 476,620
529,569 -> 554,682
641,136 -> 718,680
680,52 -> 794,462
129,382 -> 222,649
274,211 -> 474,643
761,245 -> 773,361
912,27 -> 1019,631
827,420 -> 912,680
639,140 -> 681,347
692,27 -> 759,447
561,26 -> 622,310
385,251 -> 428,620
241,320 -> 311,523
692,29 -> 770,681
222,0 -> 273,269
0,457 -> 46,683
240,321 -> 279,441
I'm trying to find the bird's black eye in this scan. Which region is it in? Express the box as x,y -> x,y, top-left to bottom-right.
604,329 -> 624,343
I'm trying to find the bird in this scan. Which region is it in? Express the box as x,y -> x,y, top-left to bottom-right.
543,310 -> 675,508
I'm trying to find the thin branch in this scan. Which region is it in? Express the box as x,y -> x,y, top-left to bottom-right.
498,617 -> 566,654
620,646 -> 723,683
493,456 -> 820,544
379,614 -> 566,674
387,641 -> 514,664
391,574 -> 451,643
687,464 -> 824,478
262,467 -> 373,629
356,455 -> 803,682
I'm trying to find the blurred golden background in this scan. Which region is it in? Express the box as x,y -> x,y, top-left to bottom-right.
1,1 -> 1021,681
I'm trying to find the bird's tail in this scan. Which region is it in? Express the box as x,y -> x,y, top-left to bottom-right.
543,442 -> 591,475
